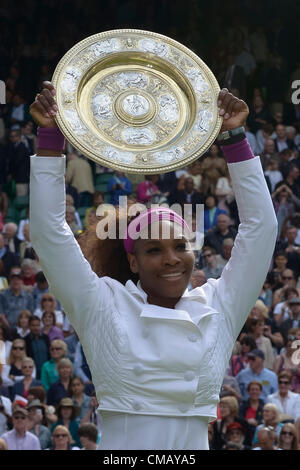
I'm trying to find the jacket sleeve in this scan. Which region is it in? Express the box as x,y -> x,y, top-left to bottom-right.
29,155 -> 111,335
212,156 -> 278,341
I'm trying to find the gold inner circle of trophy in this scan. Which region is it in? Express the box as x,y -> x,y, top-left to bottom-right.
77,53 -> 196,151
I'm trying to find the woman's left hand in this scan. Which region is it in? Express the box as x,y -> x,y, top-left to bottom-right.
218,88 -> 249,132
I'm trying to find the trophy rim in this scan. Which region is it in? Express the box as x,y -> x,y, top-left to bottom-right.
52,28 -> 222,174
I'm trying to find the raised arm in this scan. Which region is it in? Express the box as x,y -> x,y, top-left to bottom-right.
29,82 -> 109,334
211,91 -> 278,340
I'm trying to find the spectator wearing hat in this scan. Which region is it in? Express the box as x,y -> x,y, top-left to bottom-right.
266,371 -> 300,422
47,358 -> 73,407
27,399 -> 51,449
280,297 -> 300,341
41,339 -> 67,391
239,381 -> 265,429
1,406 -> 41,450
51,397 -> 81,448
0,267 -> 34,328
252,403 -> 283,447
78,422 -> 98,450
24,315 -> 50,379
224,422 -> 252,450
236,349 -> 278,402
27,385 -> 58,428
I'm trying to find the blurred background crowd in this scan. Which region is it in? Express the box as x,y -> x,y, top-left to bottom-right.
0,0 -> 300,451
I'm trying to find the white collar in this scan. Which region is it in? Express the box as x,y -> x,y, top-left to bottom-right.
125,279 -> 207,306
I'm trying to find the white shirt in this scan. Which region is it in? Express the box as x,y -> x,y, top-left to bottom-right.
267,390 -> 300,420
29,154 -> 277,449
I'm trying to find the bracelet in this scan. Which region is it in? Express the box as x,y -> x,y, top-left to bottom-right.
219,132 -> 246,146
218,126 -> 245,143
37,127 -> 65,151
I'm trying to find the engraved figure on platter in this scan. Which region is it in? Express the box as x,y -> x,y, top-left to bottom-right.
91,38 -> 121,56
122,127 -> 155,145
122,95 -> 149,117
92,94 -> 112,119
139,39 -> 169,57
159,94 -> 179,122
64,109 -> 87,135
61,67 -> 81,93
117,72 -> 148,89
187,68 -> 209,93
195,109 -> 213,132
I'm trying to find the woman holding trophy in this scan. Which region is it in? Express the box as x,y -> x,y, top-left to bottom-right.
28,31 -> 277,450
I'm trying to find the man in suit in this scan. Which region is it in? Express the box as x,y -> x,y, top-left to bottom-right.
7,128 -> 31,197
280,297 -> 300,341
25,316 -> 51,379
0,234 -> 20,278
274,124 -> 297,153
169,177 -> 204,214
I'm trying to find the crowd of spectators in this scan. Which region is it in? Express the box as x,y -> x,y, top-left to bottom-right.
0,0 -> 300,451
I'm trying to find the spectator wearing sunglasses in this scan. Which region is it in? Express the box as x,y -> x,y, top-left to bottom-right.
48,424 -> 80,450
10,357 -> 42,401
236,349 -> 278,402
273,330 -> 300,392
1,338 -> 36,388
266,371 -> 300,421
201,247 -> 223,280
273,269 -> 298,308
41,339 -> 67,391
278,422 -> 300,450
34,293 -> 63,329
229,335 -> 257,377
1,406 -> 41,450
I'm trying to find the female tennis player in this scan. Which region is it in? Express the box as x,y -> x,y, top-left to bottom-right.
29,82 -> 277,449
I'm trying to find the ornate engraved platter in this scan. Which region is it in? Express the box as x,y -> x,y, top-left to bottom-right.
52,29 -> 222,174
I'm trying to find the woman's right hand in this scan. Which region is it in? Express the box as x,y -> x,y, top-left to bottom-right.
29,81 -> 58,128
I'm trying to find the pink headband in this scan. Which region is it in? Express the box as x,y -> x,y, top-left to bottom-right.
123,208 -> 191,254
